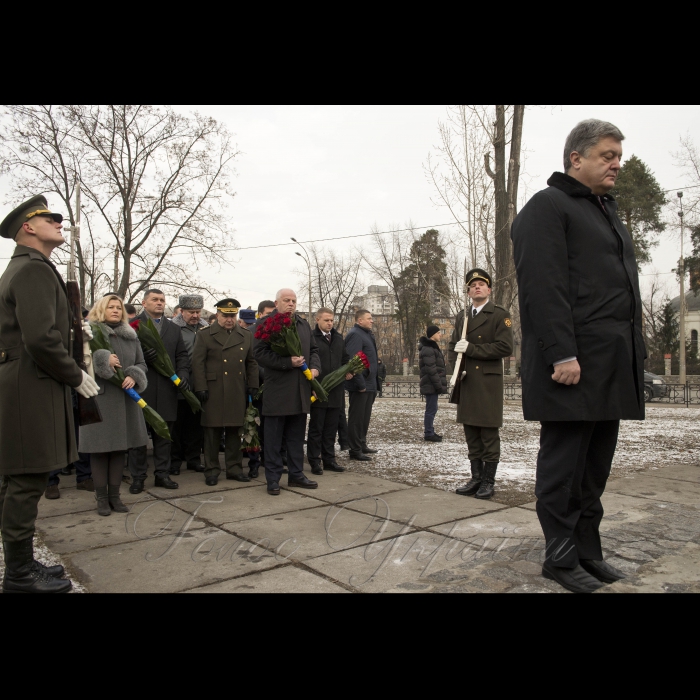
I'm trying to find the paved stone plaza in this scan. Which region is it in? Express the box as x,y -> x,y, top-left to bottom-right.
26,459 -> 700,593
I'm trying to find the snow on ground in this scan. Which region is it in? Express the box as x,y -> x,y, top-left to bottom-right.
353,400 -> 700,502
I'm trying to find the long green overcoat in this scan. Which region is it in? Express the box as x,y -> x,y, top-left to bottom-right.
448,301 -> 514,428
191,323 -> 258,427
0,246 -> 83,474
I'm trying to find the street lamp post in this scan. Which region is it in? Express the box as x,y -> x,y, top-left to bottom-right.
291,237 -> 313,325
678,192 -> 686,385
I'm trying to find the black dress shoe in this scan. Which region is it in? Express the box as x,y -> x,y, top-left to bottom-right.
187,464 -> 205,473
154,475 -> 179,489
267,481 -> 280,495
282,467 -> 289,474
324,462 -> 346,472
339,444 -> 350,451
287,475 -> 318,489
169,468 -> 181,476
248,465 -> 260,478
542,563 -> 605,593
310,465 -> 323,475
580,559 -> 626,583
227,473 -> 251,482
361,447 -> 378,454
349,452 -> 371,461
129,478 -> 145,494
424,434 -> 443,442
205,476 -> 218,486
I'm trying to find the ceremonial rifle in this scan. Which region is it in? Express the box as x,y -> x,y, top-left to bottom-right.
448,259 -> 469,405
66,182 -> 102,425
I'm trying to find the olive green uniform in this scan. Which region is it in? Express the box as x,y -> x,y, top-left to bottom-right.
191,322 -> 258,478
448,300 -> 514,462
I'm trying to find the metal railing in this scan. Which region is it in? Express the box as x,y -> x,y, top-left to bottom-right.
379,381 -> 700,407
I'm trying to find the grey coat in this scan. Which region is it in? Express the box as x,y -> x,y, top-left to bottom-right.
79,322 -> 149,454
419,337 -> 447,395
254,311 -> 321,416
135,311 -> 189,422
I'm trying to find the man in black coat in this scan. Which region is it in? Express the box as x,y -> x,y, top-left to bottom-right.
511,119 -> 645,593
308,308 -> 350,475
128,289 -> 190,493
344,309 -> 379,461
376,359 -> 387,397
254,289 -> 321,495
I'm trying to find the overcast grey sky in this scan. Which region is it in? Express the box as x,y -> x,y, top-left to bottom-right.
2,105 -> 699,309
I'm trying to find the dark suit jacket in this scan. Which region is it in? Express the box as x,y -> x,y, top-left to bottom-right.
253,311 -> 321,416
344,324 -> 378,393
312,326 -> 348,409
136,311 -> 189,422
511,172 -> 645,422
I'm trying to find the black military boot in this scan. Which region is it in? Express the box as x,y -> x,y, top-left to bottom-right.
95,486 -> 111,516
456,460 -> 483,496
2,538 -> 72,594
475,462 -> 498,499
108,484 -> 129,513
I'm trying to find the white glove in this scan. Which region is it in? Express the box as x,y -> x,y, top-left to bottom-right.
454,339 -> 469,353
82,320 -> 93,340
76,370 -> 99,398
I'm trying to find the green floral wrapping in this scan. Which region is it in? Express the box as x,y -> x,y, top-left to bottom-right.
89,324 -> 172,441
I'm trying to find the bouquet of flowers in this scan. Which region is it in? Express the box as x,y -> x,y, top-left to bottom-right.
89,324 -> 171,441
319,351 -> 370,398
239,395 -> 261,453
254,312 -> 328,402
130,317 -> 202,414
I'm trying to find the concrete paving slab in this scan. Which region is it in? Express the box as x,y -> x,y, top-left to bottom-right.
171,485 -> 325,525
65,526 -> 281,593
184,564 -> 349,593
36,498 -> 205,554
287,471 -> 412,504
605,473 -> 700,505
429,506 -> 543,544
341,486 -> 504,528
219,502 -> 414,562
645,463 -> 700,484
598,492 -> 664,530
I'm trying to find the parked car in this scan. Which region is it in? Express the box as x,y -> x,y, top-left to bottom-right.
644,371 -> 668,402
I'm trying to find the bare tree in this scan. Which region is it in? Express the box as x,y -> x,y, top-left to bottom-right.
0,104 -> 239,304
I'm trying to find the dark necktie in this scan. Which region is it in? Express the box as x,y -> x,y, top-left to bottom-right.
472,308 -> 477,318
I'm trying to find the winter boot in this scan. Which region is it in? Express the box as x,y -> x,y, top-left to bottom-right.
456,460 -> 483,496
108,484 -> 129,513
2,538 -> 72,594
475,462 -> 498,499
95,486 -> 111,516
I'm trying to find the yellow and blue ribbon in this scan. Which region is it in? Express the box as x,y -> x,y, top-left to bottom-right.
125,387 -> 148,408
170,374 -> 181,387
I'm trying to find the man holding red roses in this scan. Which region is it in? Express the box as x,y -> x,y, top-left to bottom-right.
253,289 -> 321,495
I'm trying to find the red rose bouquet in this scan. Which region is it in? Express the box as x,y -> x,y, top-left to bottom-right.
254,312 -> 328,402
318,351 -> 370,398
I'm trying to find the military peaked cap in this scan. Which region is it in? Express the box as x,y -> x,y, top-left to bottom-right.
466,268 -> 492,287
216,298 -> 241,314
0,195 -> 63,240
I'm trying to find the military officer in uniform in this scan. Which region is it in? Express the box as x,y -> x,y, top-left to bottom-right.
0,195 -> 99,593
192,298 -> 259,486
448,268 -> 514,500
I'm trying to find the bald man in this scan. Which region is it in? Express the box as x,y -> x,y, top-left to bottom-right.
253,289 -> 321,495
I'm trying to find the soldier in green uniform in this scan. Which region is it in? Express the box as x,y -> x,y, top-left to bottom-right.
0,195 -> 99,593
191,298 -> 259,486
448,268 -> 514,500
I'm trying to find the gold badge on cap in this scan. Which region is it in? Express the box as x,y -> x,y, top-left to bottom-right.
504,318 -> 512,327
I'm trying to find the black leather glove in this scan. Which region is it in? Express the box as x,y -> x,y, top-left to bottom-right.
178,377 -> 190,392
143,347 -> 157,363
195,390 -> 209,404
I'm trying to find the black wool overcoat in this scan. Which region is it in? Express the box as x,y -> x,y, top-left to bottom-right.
254,311 -> 321,416
312,326 -> 349,409
419,337 -> 447,395
511,172 -> 646,422
135,311 -> 190,422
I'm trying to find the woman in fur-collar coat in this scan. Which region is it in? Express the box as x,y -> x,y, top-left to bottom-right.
79,295 -> 148,515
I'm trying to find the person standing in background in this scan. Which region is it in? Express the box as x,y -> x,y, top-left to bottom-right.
419,325 -> 447,442
376,358 -> 387,397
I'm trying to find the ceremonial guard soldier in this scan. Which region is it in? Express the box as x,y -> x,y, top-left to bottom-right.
448,268 -> 514,500
192,299 -> 259,486
169,294 -> 208,475
0,195 -> 99,593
